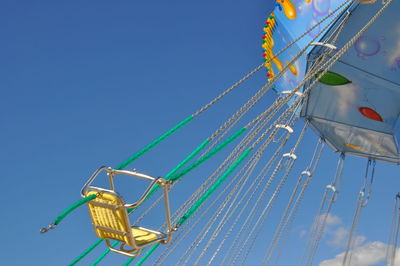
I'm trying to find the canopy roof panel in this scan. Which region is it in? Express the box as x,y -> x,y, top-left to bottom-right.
299,1 -> 400,162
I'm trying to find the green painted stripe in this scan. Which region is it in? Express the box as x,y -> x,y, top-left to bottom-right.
136,138 -> 212,204
127,148 -> 253,266
134,243 -> 160,266
72,124 -> 245,266
88,138 -> 211,265
170,127 -> 247,183
165,138 -> 211,180
126,138 -> 211,213
116,115 -> 194,170
91,241 -> 119,266
69,239 -> 103,266
177,148 -> 252,226
54,194 -> 97,225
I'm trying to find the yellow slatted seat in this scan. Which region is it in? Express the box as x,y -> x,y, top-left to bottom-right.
131,228 -> 158,245
81,167 -> 173,258
86,190 -> 165,256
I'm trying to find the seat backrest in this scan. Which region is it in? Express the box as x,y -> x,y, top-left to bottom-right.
86,190 -> 136,248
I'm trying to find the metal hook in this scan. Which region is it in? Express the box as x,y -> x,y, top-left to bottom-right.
326,184 -> 339,202
40,223 -> 56,234
300,170 -> 312,186
359,159 -> 375,207
273,124 -> 294,143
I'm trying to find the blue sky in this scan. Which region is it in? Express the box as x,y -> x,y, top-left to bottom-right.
1,1 -> 399,265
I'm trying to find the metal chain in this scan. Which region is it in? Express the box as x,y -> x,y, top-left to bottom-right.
302,1 -> 394,263
203,0 -> 353,144
342,159 -> 376,266
148,0 -> 352,241
223,117 -> 298,265
222,114 -> 297,265
159,103 -> 289,265
132,2 -> 344,232
192,63 -> 264,117
208,129 -> 293,265
191,0 -> 352,119
151,112 -> 278,264
164,0 -> 361,261
132,100 -> 284,228
302,154 -> 345,266
263,138 -> 325,265
386,194 -> 400,266
200,96 -> 284,158
152,104 -> 281,265
133,0 -> 391,263
238,123 -> 308,265
168,138 -> 265,265
173,96 -> 284,227
188,139 -> 276,265
129,0 -> 353,231
274,142 -> 326,266
193,116 -> 295,265
123,0 -> 344,233
219,130 -> 292,265
175,92 -> 291,228
180,0 -> 389,263
307,6 -> 351,67
180,106 -> 292,265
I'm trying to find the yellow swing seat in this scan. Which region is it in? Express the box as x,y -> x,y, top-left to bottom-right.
82,167 -> 173,257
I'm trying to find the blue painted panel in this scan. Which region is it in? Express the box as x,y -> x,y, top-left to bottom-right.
267,0 -> 348,94
300,1 -> 400,162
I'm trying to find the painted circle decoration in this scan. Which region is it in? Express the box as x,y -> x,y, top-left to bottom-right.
307,19 -> 322,38
354,36 -> 381,57
312,0 -> 330,16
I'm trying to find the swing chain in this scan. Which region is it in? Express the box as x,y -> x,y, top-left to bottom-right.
359,158 -> 376,208
40,223 -> 56,234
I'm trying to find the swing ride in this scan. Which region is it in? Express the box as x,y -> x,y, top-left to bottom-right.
41,0 -> 400,265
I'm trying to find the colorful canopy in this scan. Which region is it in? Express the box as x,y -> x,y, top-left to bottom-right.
265,0 -> 400,162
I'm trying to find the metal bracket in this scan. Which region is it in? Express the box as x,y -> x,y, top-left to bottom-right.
301,170 -> 312,177
326,184 -> 336,193
310,42 -> 337,50
357,0 -> 377,4
282,90 -> 303,97
283,153 -> 297,160
40,223 -> 56,234
275,124 -> 294,134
